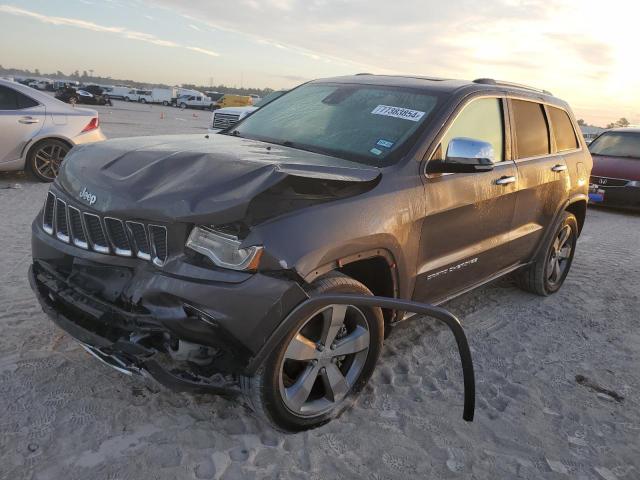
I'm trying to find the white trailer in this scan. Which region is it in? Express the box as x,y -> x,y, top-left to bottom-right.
143,88 -> 173,105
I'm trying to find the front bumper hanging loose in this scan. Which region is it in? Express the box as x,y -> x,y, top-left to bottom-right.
31,261 -> 475,421
250,294 -> 476,422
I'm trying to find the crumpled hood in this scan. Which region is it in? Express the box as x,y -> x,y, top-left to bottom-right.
57,134 -> 380,224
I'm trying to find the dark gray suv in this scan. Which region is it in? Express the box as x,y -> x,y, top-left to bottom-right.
29,74 -> 592,431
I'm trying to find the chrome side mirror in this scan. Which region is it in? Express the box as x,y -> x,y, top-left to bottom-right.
426,137 -> 495,174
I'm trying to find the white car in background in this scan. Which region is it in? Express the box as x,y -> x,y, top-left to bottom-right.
124,89 -> 152,103
177,93 -> 214,110
0,79 -> 105,182
210,90 -> 287,131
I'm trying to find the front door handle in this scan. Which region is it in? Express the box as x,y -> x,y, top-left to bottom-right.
495,176 -> 516,186
551,164 -> 567,172
18,116 -> 39,125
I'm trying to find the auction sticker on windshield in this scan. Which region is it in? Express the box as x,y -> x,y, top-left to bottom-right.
371,105 -> 425,122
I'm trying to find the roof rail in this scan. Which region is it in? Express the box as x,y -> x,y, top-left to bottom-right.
473,78 -> 553,96
355,72 -> 373,76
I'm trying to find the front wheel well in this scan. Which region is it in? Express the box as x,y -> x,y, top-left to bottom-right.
334,255 -> 397,324
566,200 -> 587,234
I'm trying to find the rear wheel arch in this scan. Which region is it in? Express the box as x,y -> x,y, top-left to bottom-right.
23,136 -> 73,161
565,199 -> 587,235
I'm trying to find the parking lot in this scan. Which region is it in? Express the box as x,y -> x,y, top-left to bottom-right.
1,105 -> 639,479
73,98 -> 214,138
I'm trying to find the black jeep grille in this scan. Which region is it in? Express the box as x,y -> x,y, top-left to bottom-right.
68,206 -> 88,248
149,225 -> 168,265
55,198 -> 69,241
42,191 -> 168,265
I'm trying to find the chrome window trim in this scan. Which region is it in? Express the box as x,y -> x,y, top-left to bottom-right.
54,199 -> 70,243
104,217 -> 133,257
83,212 -> 110,254
125,221 -> 151,261
68,205 -> 89,250
506,95 -> 583,159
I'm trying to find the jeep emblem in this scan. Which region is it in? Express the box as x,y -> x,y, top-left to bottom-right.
79,187 -> 97,206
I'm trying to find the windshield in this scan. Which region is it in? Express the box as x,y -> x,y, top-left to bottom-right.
230,83 -> 442,166
253,90 -> 286,108
589,131 -> 640,158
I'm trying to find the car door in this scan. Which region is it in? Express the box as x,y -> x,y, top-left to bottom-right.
0,85 -> 45,165
507,99 -> 571,261
414,96 -> 520,304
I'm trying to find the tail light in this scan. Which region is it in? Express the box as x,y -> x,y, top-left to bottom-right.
81,117 -> 99,133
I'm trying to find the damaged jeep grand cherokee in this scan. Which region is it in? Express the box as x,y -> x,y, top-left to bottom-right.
30,75 -> 591,431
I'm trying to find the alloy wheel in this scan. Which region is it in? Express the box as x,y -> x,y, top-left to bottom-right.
33,143 -> 68,181
278,304 -> 370,417
547,224 -> 573,286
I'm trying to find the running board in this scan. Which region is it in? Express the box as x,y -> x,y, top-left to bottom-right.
248,294 -> 475,422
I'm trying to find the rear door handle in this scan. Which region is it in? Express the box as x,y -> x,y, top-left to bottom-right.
551,164 -> 567,172
495,176 -> 516,186
18,116 -> 39,125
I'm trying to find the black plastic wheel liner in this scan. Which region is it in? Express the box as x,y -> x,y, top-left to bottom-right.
247,294 -> 475,422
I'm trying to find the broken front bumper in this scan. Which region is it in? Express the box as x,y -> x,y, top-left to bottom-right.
30,214 -> 308,392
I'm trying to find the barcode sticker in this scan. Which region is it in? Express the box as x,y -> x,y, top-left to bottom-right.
371,105 -> 425,122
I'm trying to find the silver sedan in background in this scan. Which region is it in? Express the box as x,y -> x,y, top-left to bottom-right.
0,79 -> 105,181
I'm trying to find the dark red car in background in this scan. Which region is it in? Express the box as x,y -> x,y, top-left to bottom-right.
589,128 -> 640,209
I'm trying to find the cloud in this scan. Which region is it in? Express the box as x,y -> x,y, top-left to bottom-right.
0,4 -> 219,57
185,46 -> 219,57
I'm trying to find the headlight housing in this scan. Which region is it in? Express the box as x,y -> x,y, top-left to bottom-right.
186,226 -> 263,271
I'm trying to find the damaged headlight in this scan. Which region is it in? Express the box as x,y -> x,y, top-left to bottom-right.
186,226 -> 263,271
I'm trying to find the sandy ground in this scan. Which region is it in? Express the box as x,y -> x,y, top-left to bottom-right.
1,106 -> 639,479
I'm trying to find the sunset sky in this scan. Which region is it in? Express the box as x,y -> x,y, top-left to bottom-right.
1,0 -> 638,126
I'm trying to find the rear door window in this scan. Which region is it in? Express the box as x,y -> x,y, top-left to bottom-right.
0,86 -> 38,110
439,97 -> 505,162
512,99 -> 550,159
549,106 -> 579,151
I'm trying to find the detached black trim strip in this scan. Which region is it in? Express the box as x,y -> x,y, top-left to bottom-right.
248,294 -> 476,422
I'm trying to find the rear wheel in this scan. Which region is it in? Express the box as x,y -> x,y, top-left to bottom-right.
27,139 -> 71,182
516,211 -> 578,295
124,96 -> 130,102
243,272 -> 383,431
140,98 -> 147,104
162,100 -> 169,106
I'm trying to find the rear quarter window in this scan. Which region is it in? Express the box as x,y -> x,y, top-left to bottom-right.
549,106 -> 579,151
512,99 -> 550,159
0,86 -> 38,110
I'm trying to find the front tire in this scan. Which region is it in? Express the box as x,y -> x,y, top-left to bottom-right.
27,139 -> 71,182
243,272 -> 384,431
179,102 -> 187,109
516,211 -> 578,296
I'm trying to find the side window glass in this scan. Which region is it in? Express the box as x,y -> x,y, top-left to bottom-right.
0,86 -> 19,110
512,99 -> 550,158
549,106 -> 579,151
439,98 -> 504,162
16,91 -> 38,109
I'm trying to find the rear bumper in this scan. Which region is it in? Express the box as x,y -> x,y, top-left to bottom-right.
72,128 -> 106,145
